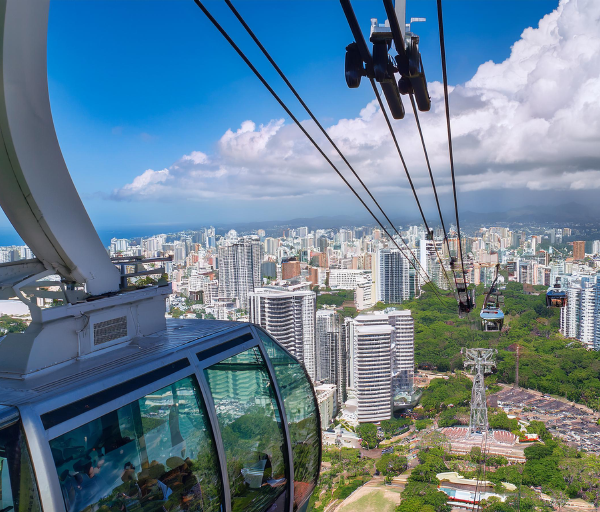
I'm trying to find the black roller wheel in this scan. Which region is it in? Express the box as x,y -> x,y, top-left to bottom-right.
345,45 -> 363,88
381,81 -> 405,119
372,42 -> 389,83
397,77 -> 412,96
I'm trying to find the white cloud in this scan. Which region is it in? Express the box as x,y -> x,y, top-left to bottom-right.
116,168 -> 171,198
112,0 -> 600,205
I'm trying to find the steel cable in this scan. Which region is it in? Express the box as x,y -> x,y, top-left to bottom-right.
192,0 -> 448,305
437,0 -> 469,288
222,0 -> 430,287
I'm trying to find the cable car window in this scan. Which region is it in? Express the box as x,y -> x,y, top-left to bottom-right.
257,331 -> 321,510
204,347 -> 287,512
49,376 -> 223,512
0,411 -> 42,512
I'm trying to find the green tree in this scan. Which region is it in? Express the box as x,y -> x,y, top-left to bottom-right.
356,423 -> 378,449
488,411 -> 519,431
375,454 -> 408,476
0,315 -> 27,333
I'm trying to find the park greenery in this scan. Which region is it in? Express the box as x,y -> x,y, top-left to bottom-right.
380,417 -> 412,438
308,447 -> 373,512
399,281 -> 600,411
315,289 -> 359,318
375,453 -> 408,477
398,446 -> 452,512
0,315 -> 27,334
355,423 -> 378,449
315,289 -> 354,308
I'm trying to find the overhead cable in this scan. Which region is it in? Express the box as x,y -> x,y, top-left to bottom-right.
370,80 -> 453,291
192,0 -> 447,304
221,0 -> 429,286
408,94 -> 458,294
437,0 -> 468,286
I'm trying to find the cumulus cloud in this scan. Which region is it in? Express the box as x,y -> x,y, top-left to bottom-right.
112,0 -> 600,205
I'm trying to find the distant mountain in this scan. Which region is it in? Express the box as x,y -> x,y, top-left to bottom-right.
221,215 -> 368,233
460,202 -> 600,226
77,201 -> 600,247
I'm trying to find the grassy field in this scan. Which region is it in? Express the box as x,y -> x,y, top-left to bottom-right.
338,486 -> 400,512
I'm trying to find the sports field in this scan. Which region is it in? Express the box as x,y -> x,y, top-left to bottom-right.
337,485 -> 401,512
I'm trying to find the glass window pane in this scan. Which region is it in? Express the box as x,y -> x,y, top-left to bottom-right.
49,375 -> 223,512
258,331 -> 320,511
204,347 -> 287,512
0,417 -> 42,512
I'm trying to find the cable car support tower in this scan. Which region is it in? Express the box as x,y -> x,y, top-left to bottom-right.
463,348 -> 497,437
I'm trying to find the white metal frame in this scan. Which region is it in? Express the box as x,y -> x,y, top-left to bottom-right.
0,0 -> 120,295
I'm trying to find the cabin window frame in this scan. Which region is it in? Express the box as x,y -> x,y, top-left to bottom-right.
194,330 -> 294,512
20,326 -> 297,512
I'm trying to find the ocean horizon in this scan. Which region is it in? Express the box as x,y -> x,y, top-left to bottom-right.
0,225 -> 207,249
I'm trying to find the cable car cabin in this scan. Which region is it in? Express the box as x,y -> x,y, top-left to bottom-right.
480,308 -> 504,332
455,280 -> 475,319
0,320 -> 321,512
546,284 -> 567,308
458,289 -> 475,319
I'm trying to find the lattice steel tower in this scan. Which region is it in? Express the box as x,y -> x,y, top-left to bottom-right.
463,348 -> 497,436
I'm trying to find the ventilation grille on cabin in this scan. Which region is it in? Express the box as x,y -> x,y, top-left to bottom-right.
94,316 -> 128,345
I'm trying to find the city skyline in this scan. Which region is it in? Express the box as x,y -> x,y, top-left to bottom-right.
2,2 -> 600,510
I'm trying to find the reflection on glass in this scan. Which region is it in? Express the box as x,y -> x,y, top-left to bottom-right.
258,330 -> 320,510
0,417 -> 42,512
49,376 -> 222,512
204,347 -> 287,512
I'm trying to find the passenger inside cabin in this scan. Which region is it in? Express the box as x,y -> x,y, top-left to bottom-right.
73,459 -> 109,511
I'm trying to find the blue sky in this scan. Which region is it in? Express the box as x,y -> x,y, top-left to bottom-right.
6,0 -> 600,243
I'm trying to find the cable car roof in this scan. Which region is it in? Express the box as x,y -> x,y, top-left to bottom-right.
0,319 -> 245,408
480,309 -> 504,320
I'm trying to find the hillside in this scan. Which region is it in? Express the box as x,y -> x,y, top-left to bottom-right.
397,282 -> 600,411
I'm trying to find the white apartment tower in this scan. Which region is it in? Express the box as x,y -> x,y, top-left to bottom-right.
218,236 -> 262,309
249,288 -> 317,379
353,323 -> 393,423
264,237 -> 278,256
388,310 -> 415,393
316,310 -> 345,405
346,310 -> 415,422
560,275 -> 600,350
377,248 -> 410,303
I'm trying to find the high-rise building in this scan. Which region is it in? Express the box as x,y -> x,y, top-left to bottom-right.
345,310 -> 414,422
218,236 -> 262,308
310,252 -> 328,268
316,310 -> 345,406
110,238 -> 129,255
355,278 -> 375,310
174,241 -> 187,265
377,248 -> 410,303
249,287 -> 317,379
328,269 -> 371,290
573,241 -> 586,261
317,237 -> 328,254
592,240 -> 600,256
264,237 -> 278,256
206,227 -> 216,248
560,275 -> 600,350
282,259 -> 301,280
261,261 -> 277,280
388,310 -> 415,394
353,323 -> 393,423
